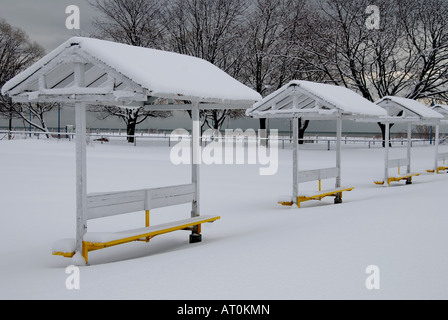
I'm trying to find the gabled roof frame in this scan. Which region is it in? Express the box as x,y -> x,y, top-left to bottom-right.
375,96 -> 444,125
2,37 -> 261,109
432,104 -> 448,124
246,80 -> 387,120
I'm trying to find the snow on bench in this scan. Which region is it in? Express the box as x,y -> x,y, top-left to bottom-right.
374,158 -> 421,186
278,167 -> 354,208
53,184 -> 220,263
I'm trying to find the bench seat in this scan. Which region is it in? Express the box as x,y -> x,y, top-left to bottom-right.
53,215 -> 220,263
438,167 -> 448,173
279,187 -> 354,208
427,167 -> 448,174
374,173 -> 421,186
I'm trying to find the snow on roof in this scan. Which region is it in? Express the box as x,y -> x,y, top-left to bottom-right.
376,96 -> 444,120
246,80 -> 387,119
432,104 -> 448,117
2,37 -> 261,105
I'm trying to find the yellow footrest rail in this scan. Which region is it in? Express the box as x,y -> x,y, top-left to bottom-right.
427,167 -> 448,174
279,187 -> 354,208
374,173 -> 421,186
53,215 -> 220,263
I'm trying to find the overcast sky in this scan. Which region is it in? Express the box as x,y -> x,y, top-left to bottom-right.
0,0 -> 406,133
0,0 -> 99,52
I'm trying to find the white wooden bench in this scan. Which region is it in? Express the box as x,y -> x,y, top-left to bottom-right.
52,183 -> 220,263
427,152 -> 448,174
374,158 -> 421,186
279,167 -> 354,208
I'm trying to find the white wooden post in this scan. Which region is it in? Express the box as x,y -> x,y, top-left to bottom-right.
407,122 -> 412,177
292,117 -> 299,206
336,116 -> 342,189
74,62 -> 88,257
75,102 -> 87,255
434,124 -> 440,173
384,122 -> 390,185
190,101 -> 201,243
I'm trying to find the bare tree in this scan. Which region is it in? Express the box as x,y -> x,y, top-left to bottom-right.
397,0 -> 448,101
165,0 -> 248,131
89,0 -> 166,48
296,0 -> 448,144
92,104 -> 169,143
11,103 -> 57,138
0,19 -> 46,138
89,0 -> 171,142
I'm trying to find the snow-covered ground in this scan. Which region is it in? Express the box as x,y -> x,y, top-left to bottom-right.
1,139 -> 447,300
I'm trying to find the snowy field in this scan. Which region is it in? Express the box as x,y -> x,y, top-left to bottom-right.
1,139 -> 448,300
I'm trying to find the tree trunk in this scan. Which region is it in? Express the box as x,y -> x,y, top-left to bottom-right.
8,107 -> 13,140
298,118 -> 310,145
127,120 -> 137,143
259,118 -> 268,147
378,122 -> 393,148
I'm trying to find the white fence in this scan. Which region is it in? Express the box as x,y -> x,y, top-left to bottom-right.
0,130 -> 444,150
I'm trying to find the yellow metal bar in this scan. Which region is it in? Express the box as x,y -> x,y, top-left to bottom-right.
438,167 -> 448,174
278,201 -> 294,206
82,242 -> 89,264
387,173 -> 421,185
296,187 -> 354,208
318,180 -> 322,192
54,217 -> 221,263
145,210 -> 150,242
53,251 -> 75,258
79,216 -> 220,261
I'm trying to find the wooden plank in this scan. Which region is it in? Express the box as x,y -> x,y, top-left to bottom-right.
150,193 -> 195,210
149,184 -> 195,199
388,158 -> 410,168
437,153 -> 448,161
86,184 -> 196,220
87,190 -> 145,219
298,167 -> 339,183
88,190 -> 146,208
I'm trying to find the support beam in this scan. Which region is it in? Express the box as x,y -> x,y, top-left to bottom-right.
336,116 -> 342,189
435,125 -> 440,173
190,101 -> 202,243
384,122 -> 390,185
75,102 -> 88,256
406,122 -> 413,184
292,117 -> 299,205
407,123 -> 412,175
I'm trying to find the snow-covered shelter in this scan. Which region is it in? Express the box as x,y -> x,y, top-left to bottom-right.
374,96 -> 444,185
432,104 -> 448,119
246,80 -> 387,208
430,104 -> 448,173
1,37 -> 261,263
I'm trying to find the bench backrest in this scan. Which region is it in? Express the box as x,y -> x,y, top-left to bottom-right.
437,152 -> 448,162
86,183 -> 196,220
298,167 -> 339,183
388,158 -> 409,168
